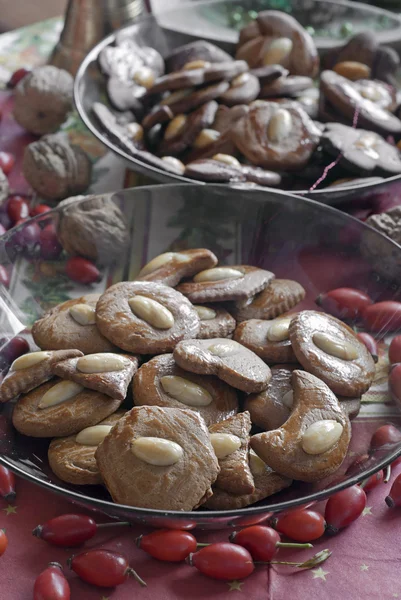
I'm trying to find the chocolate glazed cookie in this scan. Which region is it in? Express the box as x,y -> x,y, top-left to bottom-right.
232,102 -> 321,171
96,281 -> 200,354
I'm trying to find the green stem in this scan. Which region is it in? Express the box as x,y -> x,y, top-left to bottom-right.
97,521 -> 131,530
196,543 -> 210,548
384,465 -> 391,484
277,542 -> 313,550
127,568 -> 147,587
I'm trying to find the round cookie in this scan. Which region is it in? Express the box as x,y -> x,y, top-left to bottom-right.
177,265 -> 274,303
234,316 -> 298,364
289,310 -> 375,397
232,102 -> 321,171
251,370 -> 351,482
232,279 -> 306,322
95,405 -> 220,511
321,123 -> 401,176
137,248 -> 218,286
259,75 -> 313,99
165,41 -> 233,73
158,80 -> 230,116
32,294 -> 117,355
95,281 -> 200,354
12,378 -> 123,438
184,159 -> 245,183
132,353 -> 238,426
194,303 -> 236,339
48,410 -> 125,485
353,79 -> 397,111
173,338 -> 271,393
219,73 -> 260,106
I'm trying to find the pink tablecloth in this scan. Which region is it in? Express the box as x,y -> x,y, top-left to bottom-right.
2,463 -> 401,600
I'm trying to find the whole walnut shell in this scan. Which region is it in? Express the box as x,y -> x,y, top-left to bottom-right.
22,133 -> 92,201
13,66 -> 73,135
361,206 -> 401,282
57,194 -> 128,265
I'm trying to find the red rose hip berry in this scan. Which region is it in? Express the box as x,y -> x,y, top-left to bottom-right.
33,562 -> 70,600
33,513 -> 130,547
187,543 -> 255,580
385,473 -> 401,508
68,549 -> 146,587
39,225 -> 62,260
271,509 -> 325,542
7,195 -> 29,224
370,424 -> 401,449
65,257 -> 100,284
363,301 -> 401,333
315,288 -> 372,320
30,204 -> 51,218
136,529 -> 197,562
7,67 -> 31,89
325,485 -> 366,534
0,465 -> 16,501
356,332 -> 378,361
0,152 -> 15,176
230,525 -> 312,561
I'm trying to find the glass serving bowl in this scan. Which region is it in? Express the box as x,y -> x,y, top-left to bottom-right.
0,184 -> 400,529
74,0 -> 401,205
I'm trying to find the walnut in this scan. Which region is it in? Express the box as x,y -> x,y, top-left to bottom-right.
361,206 -> 401,282
0,168 -> 9,204
13,65 -> 73,135
22,133 -> 92,201
57,193 -> 128,265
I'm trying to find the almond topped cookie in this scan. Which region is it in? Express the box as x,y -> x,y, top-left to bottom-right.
96,281 -> 200,354
209,411 -> 254,495
132,353 -> 238,426
12,378 -> 123,438
48,410 -> 125,485
136,248 -> 217,287
95,406 -> 220,511
234,315 -> 298,363
52,353 -> 138,401
193,303 -> 236,339
0,349 -> 83,403
174,338 -> 271,393
231,279 -> 306,322
32,294 -> 116,354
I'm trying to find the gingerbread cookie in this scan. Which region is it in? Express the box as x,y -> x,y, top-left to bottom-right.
136,248 -> 217,287
289,310 -> 376,396
236,10 -> 319,77
96,281 -> 200,354
173,338 -> 271,393
203,448 -> 292,509
232,103 -> 321,171
219,73 -> 260,106
132,353 -> 238,426
157,80 -> 230,117
95,405 -> 220,510
231,279 -> 306,322
52,353 -> 138,401
12,378 -> 123,438
93,102 -> 144,154
259,75 -> 313,99
251,370 -> 351,482
234,315 -> 298,364
184,157 -> 282,187
194,304 -> 236,339
177,265 -> 274,303
209,411 -> 254,495
0,349 -> 83,404
165,41 -> 233,73
99,39 -> 164,83
32,294 -> 116,355
244,364 -> 299,431
48,411 -> 125,485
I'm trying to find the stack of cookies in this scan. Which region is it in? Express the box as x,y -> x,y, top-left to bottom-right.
92,10 -> 401,191
0,248 -> 376,511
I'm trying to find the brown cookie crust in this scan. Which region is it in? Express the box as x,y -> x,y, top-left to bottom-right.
209,412 -> 254,495
132,353 -> 238,426
250,370 -> 351,482
232,279 -> 306,322
96,281 -> 200,354
234,318 -> 298,363
177,265 -> 274,303
136,248 -> 217,287
32,294 -> 116,355
12,379 -> 123,438
289,310 -> 375,397
195,303 -> 236,339
52,354 -> 139,401
95,406 -> 220,510
244,364 -> 299,431
48,411 -> 125,485
0,349 -> 83,404
173,338 -> 271,393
